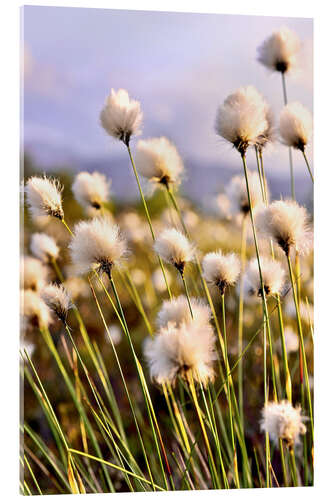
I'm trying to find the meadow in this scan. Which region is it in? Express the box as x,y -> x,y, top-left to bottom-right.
21,26 -> 313,494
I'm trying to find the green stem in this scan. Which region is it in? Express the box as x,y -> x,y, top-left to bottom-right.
180,271 -> 193,318
126,144 -> 172,298
238,215 -> 247,427
241,152 -> 273,486
221,293 -> 240,488
302,150 -> 314,183
281,72 -> 295,200
286,255 -> 314,441
109,274 -> 172,490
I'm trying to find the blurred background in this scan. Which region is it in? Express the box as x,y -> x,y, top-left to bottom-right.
22,6 -> 313,206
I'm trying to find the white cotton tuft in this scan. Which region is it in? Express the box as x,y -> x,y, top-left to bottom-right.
72,171 -> 111,213
21,256 -> 49,292
257,27 -> 301,74
226,171 -> 267,217
135,137 -> 184,188
215,86 -> 268,154
257,105 -> 276,151
154,228 -> 194,273
277,326 -> 299,355
69,216 -> 127,276
157,295 -> 211,330
256,199 -> 313,256
260,400 -> 307,446
41,283 -> 72,323
30,233 -> 59,263
144,315 -> 216,387
202,251 -> 240,293
245,256 -> 285,297
25,176 -> 64,220
106,325 -> 122,345
100,88 -> 143,144
279,102 -> 313,151
21,289 -> 52,332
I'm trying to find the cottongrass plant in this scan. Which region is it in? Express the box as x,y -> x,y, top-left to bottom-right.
22,30 -> 314,492
30,232 -> 59,263
202,251 -> 241,486
69,217 -> 127,278
261,400 -> 307,486
154,228 -> 194,314
25,176 -> 64,221
279,103 -> 314,182
21,255 -> 49,292
215,85 -> 286,486
257,27 -> 301,77
258,199 -> 314,442
72,171 -> 112,214
135,137 -> 184,190
226,171 -> 266,217
261,400 -> 307,448
257,27 -> 302,198
41,283 -> 72,325
100,89 -> 171,296
244,256 -> 285,298
21,289 -> 52,333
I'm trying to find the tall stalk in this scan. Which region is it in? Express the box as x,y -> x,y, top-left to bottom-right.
221,293 -> 240,488
286,255 -> 314,440
302,150 -> 314,183
240,151 -> 274,486
281,72 -> 295,200
238,215 -> 247,426
126,144 -> 172,299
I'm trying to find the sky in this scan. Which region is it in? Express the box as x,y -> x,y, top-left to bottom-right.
22,6 -> 313,181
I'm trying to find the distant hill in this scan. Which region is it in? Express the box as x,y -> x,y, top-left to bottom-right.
24,146 -> 313,212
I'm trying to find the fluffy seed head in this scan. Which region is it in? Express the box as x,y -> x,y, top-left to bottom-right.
226,171 -> 267,216
245,256 -> 285,297
135,137 -> 184,188
154,228 -> 194,274
215,86 -> 268,154
157,295 -> 211,330
279,102 -> 313,151
202,251 -> 240,294
144,313 -> 216,387
25,176 -> 64,220
72,171 -> 111,212
21,256 -> 49,292
69,216 -> 127,276
257,105 -> 276,151
256,200 -> 312,256
30,233 -> 59,263
278,326 -> 299,354
106,325 -> 122,345
21,289 -> 52,332
257,27 -> 301,74
100,88 -> 143,145
41,283 -> 72,323
260,400 -> 307,447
